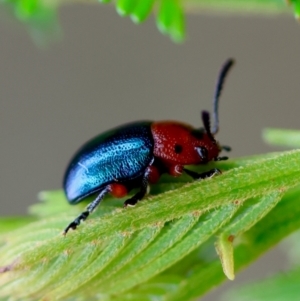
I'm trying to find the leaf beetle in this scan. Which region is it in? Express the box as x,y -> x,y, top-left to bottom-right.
63,59 -> 235,234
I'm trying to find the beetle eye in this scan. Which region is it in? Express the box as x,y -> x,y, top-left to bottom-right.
174,144 -> 183,154
195,146 -> 208,161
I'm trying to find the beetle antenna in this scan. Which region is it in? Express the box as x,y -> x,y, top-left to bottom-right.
202,111 -> 215,141
211,58 -> 235,134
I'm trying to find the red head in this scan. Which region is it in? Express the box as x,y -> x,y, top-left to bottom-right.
151,117 -> 222,166
151,59 -> 234,168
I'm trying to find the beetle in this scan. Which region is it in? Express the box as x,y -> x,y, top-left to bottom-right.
63,58 -> 235,234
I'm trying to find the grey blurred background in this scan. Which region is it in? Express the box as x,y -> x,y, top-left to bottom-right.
0,4 -> 299,300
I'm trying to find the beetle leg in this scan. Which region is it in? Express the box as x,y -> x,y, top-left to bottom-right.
123,171 -> 149,207
63,186 -> 110,235
214,156 -> 228,161
183,168 -> 221,180
221,145 -> 231,152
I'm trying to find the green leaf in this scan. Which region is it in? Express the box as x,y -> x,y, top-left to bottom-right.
1,0 -> 299,44
288,0 -> 300,19
215,191 -> 284,280
116,0 -> 138,16
1,0 -> 60,45
157,0 -> 185,42
130,0 -> 156,23
221,266 -> 300,301
159,186 -> 300,301
0,217 -> 37,235
263,128 -> 300,148
2,150 -> 300,300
